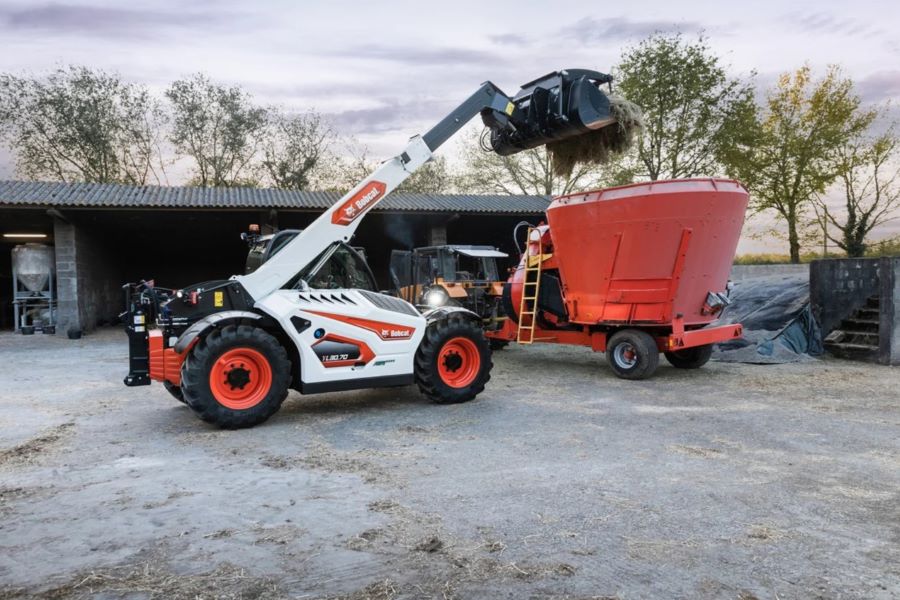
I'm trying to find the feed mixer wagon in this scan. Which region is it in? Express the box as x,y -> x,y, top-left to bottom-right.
486,179 -> 748,379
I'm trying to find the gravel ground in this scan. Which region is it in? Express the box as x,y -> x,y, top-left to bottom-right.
0,328 -> 898,599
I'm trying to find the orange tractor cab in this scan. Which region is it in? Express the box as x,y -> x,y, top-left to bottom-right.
487,178 -> 748,379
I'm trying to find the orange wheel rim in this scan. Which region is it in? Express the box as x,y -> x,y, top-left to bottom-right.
438,337 -> 481,388
209,347 -> 273,410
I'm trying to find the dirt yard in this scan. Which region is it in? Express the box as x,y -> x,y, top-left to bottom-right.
0,328 -> 898,599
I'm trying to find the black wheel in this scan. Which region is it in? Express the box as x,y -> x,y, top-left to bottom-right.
489,339 -> 509,351
415,314 -> 492,404
181,324 -> 291,429
665,344 -> 713,369
606,329 -> 660,380
163,380 -> 186,404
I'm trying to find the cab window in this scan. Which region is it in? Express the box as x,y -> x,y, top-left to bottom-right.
294,243 -> 376,291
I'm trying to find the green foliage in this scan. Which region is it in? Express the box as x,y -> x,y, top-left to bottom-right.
166,74 -> 268,187
260,110 -> 333,190
0,66 -> 166,184
723,65 -> 876,263
395,156 -> 454,194
733,251 -> 844,265
818,123 -> 900,257
615,33 -> 756,181
456,128 -> 606,196
865,237 -> 900,257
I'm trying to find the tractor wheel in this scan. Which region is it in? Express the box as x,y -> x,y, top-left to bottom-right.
606,329 -> 659,380
163,380 -> 186,404
415,314 -> 492,404
489,339 -> 509,351
665,344 -> 713,369
181,324 -> 290,429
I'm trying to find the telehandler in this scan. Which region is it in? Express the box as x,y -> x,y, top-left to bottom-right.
123,69 -> 625,428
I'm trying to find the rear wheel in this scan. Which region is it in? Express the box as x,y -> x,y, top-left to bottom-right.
181,324 -> 290,428
606,329 -> 659,380
163,380 -> 186,404
415,314 -> 492,404
665,344 -> 713,369
489,339 -> 509,351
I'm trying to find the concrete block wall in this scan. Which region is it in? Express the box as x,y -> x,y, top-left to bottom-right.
53,218 -> 122,334
810,257 -> 899,366
880,257 -> 900,365
809,259 -> 881,337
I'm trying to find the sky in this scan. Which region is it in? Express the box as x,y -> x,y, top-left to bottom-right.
0,0 -> 899,253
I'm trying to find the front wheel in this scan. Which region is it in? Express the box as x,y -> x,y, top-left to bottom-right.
606,329 -> 660,380
181,324 -> 291,429
664,344 -> 713,369
415,314 -> 492,404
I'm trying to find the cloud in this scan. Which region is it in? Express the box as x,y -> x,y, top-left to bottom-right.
858,70 -> 900,104
326,99 -> 458,135
0,2 -> 246,39
789,11 -> 880,38
489,33 -> 530,46
559,16 -> 705,43
329,44 -> 504,67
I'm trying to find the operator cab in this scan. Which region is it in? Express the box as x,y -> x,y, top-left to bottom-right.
244,226 -> 375,291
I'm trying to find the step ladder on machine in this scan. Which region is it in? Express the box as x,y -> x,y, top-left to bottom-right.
516,228 -> 543,344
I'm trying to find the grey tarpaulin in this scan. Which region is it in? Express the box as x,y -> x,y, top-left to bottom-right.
713,274 -> 823,364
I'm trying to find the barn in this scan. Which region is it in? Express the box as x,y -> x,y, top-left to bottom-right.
0,180 -> 548,333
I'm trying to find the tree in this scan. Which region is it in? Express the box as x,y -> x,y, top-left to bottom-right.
723,65 -> 876,262
615,33 -> 756,181
817,127 -> 900,257
260,110 -> 334,190
166,74 -> 267,187
0,66 -> 166,184
395,156 -> 454,194
457,129 -> 609,196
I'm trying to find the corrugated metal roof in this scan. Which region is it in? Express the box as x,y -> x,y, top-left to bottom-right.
0,180 -> 550,215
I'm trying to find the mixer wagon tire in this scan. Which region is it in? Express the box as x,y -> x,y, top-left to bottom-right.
415,314 -> 492,404
665,344 -> 713,369
606,329 -> 659,380
181,324 -> 290,429
163,380 -> 186,404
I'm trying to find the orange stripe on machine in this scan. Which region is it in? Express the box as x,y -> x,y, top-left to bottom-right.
305,311 -> 416,341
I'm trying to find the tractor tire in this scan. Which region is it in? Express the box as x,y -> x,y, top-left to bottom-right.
489,339 -> 509,351
415,314 -> 492,404
181,324 -> 290,429
606,329 -> 660,380
665,344 -> 713,369
163,380 -> 186,404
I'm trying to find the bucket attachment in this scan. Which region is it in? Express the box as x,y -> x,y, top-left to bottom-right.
484,69 -> 616,156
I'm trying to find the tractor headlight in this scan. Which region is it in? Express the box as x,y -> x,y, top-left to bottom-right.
424,287 -> 449,307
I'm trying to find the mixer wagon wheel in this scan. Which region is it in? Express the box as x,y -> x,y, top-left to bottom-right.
415,314 -> 492,404
181,324 -> 290,429
606,329 -> 660,380
664,344 -> 713,369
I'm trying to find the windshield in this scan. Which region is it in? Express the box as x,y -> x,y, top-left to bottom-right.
290,243 -> 376,291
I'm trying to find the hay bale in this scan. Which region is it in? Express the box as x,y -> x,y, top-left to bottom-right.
547,94 -> 643,177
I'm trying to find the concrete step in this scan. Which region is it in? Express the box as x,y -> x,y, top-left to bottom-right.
840,317 -> 880,333
865,295 -> 880,309
857,307 -> 880,319
824,340 -> 880,360
825,329 -> 880,347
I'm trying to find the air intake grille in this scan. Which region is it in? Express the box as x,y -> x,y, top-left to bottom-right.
359,290 -> 419,316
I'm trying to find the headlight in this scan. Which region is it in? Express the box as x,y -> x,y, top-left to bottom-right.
424,287 -> 449,307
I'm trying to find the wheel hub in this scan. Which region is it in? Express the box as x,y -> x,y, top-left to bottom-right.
225,364 -> 251,390
442,351 -> 463,373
